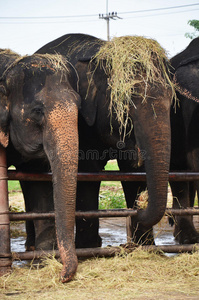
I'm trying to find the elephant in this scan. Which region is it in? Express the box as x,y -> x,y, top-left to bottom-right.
36,33 -> 173,247
0,53 -> 81,282
170,37 -> 199,244
0,50 -> 57,251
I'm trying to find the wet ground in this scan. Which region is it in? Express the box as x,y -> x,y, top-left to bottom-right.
100,216 -> 178,248
11,215 -> 199,259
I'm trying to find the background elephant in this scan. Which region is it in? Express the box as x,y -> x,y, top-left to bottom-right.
0,53 -> 80,282
170,37 -> 199,244
36,33 -> 173,247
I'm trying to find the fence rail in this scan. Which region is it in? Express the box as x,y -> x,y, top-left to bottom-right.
7,170 -> 199,182
1,162 -> 199,275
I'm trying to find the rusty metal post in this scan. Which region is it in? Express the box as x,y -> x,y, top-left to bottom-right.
0,145 -> 11,276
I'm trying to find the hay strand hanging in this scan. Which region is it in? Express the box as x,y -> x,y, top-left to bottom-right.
92,36 -> 175,138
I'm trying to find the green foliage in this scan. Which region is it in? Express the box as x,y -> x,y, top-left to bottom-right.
99,189 -> 126,209
104,160 -> 119,171
185,19 -> 199,39
8,180 -> 21,193
100,160 -> 126,209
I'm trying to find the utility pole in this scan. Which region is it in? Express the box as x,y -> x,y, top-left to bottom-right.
99,0 -> 121,41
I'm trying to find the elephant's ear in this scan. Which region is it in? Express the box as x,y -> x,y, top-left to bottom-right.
75,59 -> 98,126
0,83 -> 10,147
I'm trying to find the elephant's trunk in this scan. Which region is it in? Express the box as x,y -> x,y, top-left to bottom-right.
138,139 -> 170,228
44,101 -> 78,282
133,102 -> 171,228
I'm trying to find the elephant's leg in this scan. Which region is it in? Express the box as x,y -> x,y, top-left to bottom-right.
75,181 -> 102,248
117,159 -> 154,245
20,181 -> 35,251
20,181 -> 57,250
121,181 -> 154,245
25,220 -> 35,251
170,181 -> 199,244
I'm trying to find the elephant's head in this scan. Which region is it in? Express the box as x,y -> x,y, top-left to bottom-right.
0,49 -> 20,147
0,54 -> 80,282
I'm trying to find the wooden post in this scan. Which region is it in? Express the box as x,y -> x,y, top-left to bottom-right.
0,145 -> 11,276
126,216 -> 132,243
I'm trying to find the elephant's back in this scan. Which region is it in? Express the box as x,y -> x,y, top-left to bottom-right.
171,37 -> 199,70
36,33 -> 104,65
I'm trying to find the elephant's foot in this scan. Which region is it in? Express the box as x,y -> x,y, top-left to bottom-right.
75,235 -> 102,248
35,227 -> 57,250
75,232 -> 102,248
25,244 -> 35,251
75,219 -> 102,248
25,235 -> 35,251
25,220 -> 35,251
174,218 -> 199,244
36,239 -> 57,250
131,223 -> 155,245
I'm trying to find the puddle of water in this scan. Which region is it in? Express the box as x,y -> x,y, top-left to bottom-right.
11,218 -> 176,251
100,217 -> 176,247
11,237 -> 25,252
10,223 -> 26,266
100,218 -> 127,247
11,215 -> 193,265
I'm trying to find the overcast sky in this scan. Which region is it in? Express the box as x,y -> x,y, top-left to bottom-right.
0,0 -> 199,58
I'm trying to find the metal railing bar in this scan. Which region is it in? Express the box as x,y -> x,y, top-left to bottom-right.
7,170 -> 199,182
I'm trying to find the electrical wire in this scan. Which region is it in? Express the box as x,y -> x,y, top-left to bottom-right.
0,3 -> 199,21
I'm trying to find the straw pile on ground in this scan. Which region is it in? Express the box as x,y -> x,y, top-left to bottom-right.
1,250 -> 199,299
93,36 -> 175,136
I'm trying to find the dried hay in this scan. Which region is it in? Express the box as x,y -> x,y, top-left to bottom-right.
173,73 -> 199,103
65,37 -> 103,59
136,189 -> 149,209
136,186 -> 173,210
93,36 -> 175,137
0,49 -> 20,76
1,250 -> 199,299
0,49 -> 19,56
1,53 -> 72,85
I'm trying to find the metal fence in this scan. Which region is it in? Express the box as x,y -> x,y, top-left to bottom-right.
1,146 -> 199,276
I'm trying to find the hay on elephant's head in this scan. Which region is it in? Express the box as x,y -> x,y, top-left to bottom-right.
0,49 -> 20,75
2,53 -> 72,83
0,49 -> 19,56
32,53 -> 70,74
93,36 -> 175,137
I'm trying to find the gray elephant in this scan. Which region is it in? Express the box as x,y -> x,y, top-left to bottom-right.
36,34 -> 174,247
170,37 -> 199,244
0,53 -> 80,282
0,50 -> 56,251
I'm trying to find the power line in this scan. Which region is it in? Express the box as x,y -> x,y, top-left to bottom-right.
124,8 -> 199,19
0,14 -> 98,19
0,3 -> 199,20
119,3 -> 199,15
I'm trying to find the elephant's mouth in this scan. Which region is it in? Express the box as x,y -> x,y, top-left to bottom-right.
12,139 -> 46,161
130,145 -> 145,169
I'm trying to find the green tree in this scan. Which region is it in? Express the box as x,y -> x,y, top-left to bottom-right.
185,20 -> 199,39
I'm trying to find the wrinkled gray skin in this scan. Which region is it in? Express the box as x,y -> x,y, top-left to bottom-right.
0,50 -> 49,250
170,37 -> 199,244
36,33 -> 172,247
0,53 -> 80,282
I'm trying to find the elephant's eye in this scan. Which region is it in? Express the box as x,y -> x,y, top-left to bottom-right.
31,106 -> 44,125
33,107 -> 44,115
